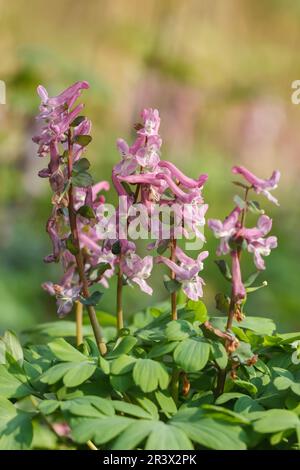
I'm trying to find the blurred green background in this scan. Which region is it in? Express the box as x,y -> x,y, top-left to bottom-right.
0,0 -> 299,332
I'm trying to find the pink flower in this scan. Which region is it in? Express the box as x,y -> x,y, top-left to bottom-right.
114,138 -> 138,177
156,247 -> 208,301
37,81 -> 89,114
236,215 -> 277,270
42,281 -> 81,317
248,236 -> 277,270
208,207 -> 242,255
121,247 -> 153,295
158,160 -> 208,189
231,251 -> 246,302
135,135 -> 161,170
236,214 -> 272,240
232,166 -> 280,206
138,108 -> 160,136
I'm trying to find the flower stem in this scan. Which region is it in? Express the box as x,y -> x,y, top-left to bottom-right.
75,301 -> 83,346
170,237 -> 177,320
117,264 -> 124,331
216,186 -> 251,396
67,131 -> 106,355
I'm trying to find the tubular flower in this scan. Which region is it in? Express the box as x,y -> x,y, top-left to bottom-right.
231,251 -> 246,302
236,215 -> 278,270
232,166 -> 280,206
208,207 -> 242,256
156,247 -> 208,301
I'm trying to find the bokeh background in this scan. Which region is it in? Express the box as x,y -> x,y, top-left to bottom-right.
0,0 -> 300,332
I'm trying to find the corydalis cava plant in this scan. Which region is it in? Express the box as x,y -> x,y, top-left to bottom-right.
112,107 -> 209,324
33,81 -> 109,355
208,165 -> 280,395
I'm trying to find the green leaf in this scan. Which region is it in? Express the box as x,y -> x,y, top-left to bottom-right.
77,205 -> 96,219
72,157 -> 91,173
112,420 -> 156,450
186,299 -> 208,323
215,293 -> 230,314
80,291 -> 103,307
155,390 -> 177,415
72,171 -> 93,187
210,316 -> 276,336
244,271 -> 260,287
38,400 -> 60,415
146,422 -> 193,450
234,396 -> 264,414
111,240 -> 121,255
70,116 -> 86,127
133,359 -> 169,393
110,354 -> 136,375
61,396 -> 114,417
0,397 -> 34,450
0,365 -> 33,399
216,393 -> 247,405
248,200 -> 264,215
165,320 -> 194,341
148,341 -> 179,359
108,336 -> 137,359
71,416 -> 134,444
210,341 -> 228,369
174,338 -> 210,372
110,373 -> 134,393
171,408 -> 247,450
233,194 -> 247,210
157,239 -> 170,255
214,260 -> 232,281
73,135 -> 92,147
98,355 -> 110,375
253,409 -> 299,433
112,401 -> 153,419
63,362 -> 96,387
40,363 -> 75,385
234,379 -> 258,396
48,338 -> 87,362
66,236 -> 79,255
164,278 -> 181,294
2,331 -> 23,365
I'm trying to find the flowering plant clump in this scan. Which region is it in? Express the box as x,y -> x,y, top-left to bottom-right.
0,82 -> 300,452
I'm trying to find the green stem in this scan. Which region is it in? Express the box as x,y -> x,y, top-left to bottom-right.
170,237 -> 177,320
67,131 -> 106,355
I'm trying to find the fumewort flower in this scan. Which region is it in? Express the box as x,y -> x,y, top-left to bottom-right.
232,166 -> 280,206
208,207 -> 241,256
156,247 -> 208,301
121,248 -> 153,295
237,215 -> 277,270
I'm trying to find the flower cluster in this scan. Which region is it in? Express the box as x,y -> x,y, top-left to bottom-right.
33,82 -> 113,317
113,108 -> 209,303
209,166 -> 280,307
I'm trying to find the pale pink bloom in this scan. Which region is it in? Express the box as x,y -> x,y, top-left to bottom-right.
156,247 -> 208,301
138,108 -> 160,136
121,249 -> 153,295
232,166 -> 280,206
208,207 -> 242,255
247,236 -> 277,270
42,281 -> 81,317
114,138 -> 138,176
236,215 -> 277,270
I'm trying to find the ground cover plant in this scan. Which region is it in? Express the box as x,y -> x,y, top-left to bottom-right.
0,82 -> 299,450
